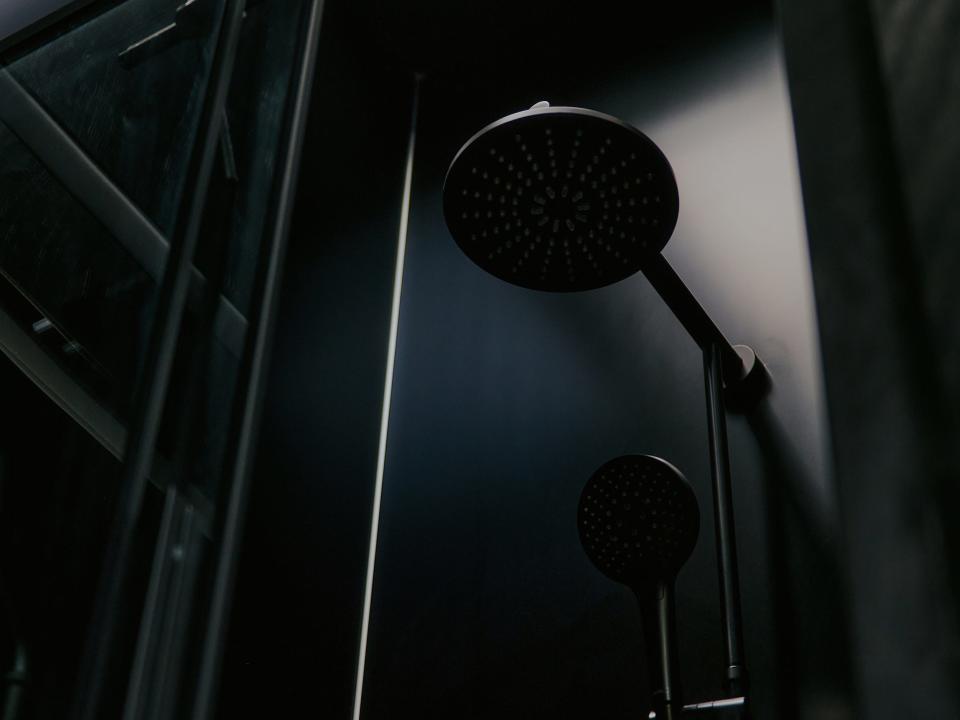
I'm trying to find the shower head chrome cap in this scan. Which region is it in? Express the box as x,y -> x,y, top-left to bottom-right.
578,454 -> 699,588
443,104 -> 679,292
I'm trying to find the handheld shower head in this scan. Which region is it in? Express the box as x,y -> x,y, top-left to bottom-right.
443,105 -> 679,292
578,454 -> 699,719
578,454 -> 699,588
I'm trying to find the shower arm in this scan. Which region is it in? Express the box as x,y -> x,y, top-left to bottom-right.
639,253 -> 754,395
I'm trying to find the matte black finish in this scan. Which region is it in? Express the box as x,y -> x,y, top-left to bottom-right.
578,455 -> 699,585
443,105 -> 770,406
639,253 -> 744,383
446,104 -> 762,704
191,2 -> 325,717
578,455 -> 699,717
704,342 -> 747,697
443,106 -> 679,292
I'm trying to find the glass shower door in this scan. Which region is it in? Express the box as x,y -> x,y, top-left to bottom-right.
0,0 -> 321,717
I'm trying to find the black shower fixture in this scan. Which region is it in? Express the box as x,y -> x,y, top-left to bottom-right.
578,454 -> 699,720
579,455 -> 700,587
442,102 -> 766,405
444,104 -> 679,293
443,103 -> 768,706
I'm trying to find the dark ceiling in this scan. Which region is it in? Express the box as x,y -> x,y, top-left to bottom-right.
345,0 -> 772,77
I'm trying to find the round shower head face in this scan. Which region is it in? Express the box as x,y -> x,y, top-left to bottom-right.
578,455 -> 699,587
443,106 -> 679,292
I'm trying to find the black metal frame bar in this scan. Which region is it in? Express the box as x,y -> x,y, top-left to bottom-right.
122,482 -> 181,719
190,1 -> 326,717
70,1 -> 247,716
122,91 -> 242,718
703,342 -> 747,699
123,484 -> 203,720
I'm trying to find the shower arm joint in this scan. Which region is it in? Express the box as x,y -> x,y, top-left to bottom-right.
639,253 -> 768,411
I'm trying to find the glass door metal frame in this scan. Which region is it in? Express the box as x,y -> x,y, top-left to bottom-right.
0,1 -> 326,717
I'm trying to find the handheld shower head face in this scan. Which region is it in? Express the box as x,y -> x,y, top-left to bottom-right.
578,455 -> 699,588
443,106 -> 679,292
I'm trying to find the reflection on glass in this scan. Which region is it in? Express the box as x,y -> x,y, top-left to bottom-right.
0,0 -> 229,419
0,0 -> 229,716
0,123 -> 152,416
0,0 -> 315,715
4,0 -> 226,235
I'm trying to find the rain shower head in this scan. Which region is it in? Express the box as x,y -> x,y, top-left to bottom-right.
442,103 -> 769,412
443,105 -> 679,292
578,454 -> 699,588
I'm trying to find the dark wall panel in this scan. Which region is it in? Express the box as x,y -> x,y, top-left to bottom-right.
218,3 -> 861,719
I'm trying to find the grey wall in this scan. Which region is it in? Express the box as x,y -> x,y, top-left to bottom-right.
359,15 -> 847,720
779,0 -> 960,716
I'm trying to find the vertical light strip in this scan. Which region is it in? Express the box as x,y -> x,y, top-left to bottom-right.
352,74 -> 421,720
